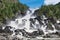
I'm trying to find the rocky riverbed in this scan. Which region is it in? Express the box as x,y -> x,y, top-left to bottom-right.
0,15 -> 60,40
0,33 -> 60,40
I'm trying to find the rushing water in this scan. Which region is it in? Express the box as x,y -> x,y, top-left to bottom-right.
7,8 -> 39,33
2,8 -> 59,39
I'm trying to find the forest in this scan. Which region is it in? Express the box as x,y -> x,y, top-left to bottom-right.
0,0 -> 60,26
36,2 -> 60,19
0,0 -> 28,26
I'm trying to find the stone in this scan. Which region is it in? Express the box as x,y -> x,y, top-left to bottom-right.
4,26 -> 13,33
55,24 -> 60,30
0,36 -> 6,40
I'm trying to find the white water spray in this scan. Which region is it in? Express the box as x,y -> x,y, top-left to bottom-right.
7,8 -> 39,33
5,8 -> 58,38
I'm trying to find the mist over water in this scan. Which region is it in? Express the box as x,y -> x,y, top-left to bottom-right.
1,0 -> 60,39
7,8 -> 39,33
3,8 -> 59,39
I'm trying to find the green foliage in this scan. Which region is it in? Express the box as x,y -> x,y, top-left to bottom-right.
0,0 -> 28,25
37,2 -> 60,19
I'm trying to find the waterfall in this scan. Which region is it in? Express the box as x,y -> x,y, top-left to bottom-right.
7,8 -> 39,33
2,8 -> 59,38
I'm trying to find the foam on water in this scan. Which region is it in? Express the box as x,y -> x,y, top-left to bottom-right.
5,8 -> 58,38
7,8 -> 39,33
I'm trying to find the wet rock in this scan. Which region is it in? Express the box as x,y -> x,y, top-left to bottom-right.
55,31 -> 60,36
14,29 -> 26,36
4,26 -> 13,33
43,32 -> 60,38
50,35 -> 60,38
38,29 -> 44,35
35,16 -> 43,25
14,28 -> 44,38
14,29 -> 42,38
23,30 -> 44,38
12,37 -> 20,40
14,29 -> 22,35
15,29 -> 20,32
27,31 -> 38,37
46,23 -> 54,30
55,24 -> 60,30
0,26 -> 5,33
43,34 -> 51,38
48,17 -> 56,24
30,18 -> 35,24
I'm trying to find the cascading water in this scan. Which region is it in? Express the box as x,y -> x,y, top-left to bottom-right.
0,0 -> 60,40
7,8 -> 39,32
3,8 -> 59,39
6,8 -> 41,37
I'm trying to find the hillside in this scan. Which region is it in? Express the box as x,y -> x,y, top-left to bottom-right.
35,2 -> 60,19
0,0 -> 28,26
